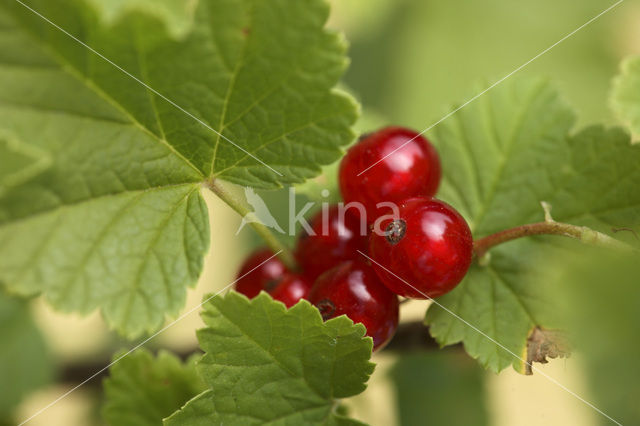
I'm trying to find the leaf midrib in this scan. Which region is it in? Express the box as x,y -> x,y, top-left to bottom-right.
116,186 -> 198,330
206,0 -> 251,177
468,81 -> 547,235
48,189 -> 150,310
486,266 -> 537,325
205,302 -> 333,404
132,25 -> 168,142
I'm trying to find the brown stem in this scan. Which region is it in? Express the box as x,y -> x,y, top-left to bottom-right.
473,221 -> 634,259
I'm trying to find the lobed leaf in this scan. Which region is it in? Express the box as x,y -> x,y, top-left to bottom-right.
425,78 -> 640,372
0,0 -> 356,337
165,292 -> 373,425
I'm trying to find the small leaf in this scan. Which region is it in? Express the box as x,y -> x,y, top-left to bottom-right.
165,292 -> 373,425
426,78 -> 640,372
611,55 -> 640,139
103,349 -> 206,426
0,292 -> 53,418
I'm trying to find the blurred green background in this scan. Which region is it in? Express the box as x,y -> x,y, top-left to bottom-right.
334,0 -> 638,128
6,0 -> 640,425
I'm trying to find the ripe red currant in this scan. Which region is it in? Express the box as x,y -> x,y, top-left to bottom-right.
309,260 -> 399,350
339,126 -> 441,224
269,273 -> 312,308
235,248 -> 287,299
295,205 -> 368,280
369,197 -> 472,299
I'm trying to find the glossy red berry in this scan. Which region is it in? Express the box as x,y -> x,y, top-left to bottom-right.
369,197 -> 472,299
309,260 -> 399,350
269,273 -> 313,308
295,205 -> 368,280
235,248 -> 287,299
339,126 -> 441,224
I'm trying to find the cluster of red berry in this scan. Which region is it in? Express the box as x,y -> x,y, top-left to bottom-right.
235,127 -> 473,350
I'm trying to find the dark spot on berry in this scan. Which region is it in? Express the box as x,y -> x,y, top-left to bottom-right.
316,298 -> 336,320
264,278 -> 282,292
358,132 -> 372,142
385,219 -> 406,244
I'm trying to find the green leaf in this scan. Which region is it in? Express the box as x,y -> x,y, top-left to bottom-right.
611,55 -> 640,139
165,292 -> 373,425
0,0 -> 356,337
102,349 -> 206,426
390,352 -> 489,426
0,292 -> 53,418
425,78 -> 640,372
0,132 -> 50,196
2,0 -> 357,186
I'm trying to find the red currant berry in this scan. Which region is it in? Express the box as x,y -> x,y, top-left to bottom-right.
309,260 -> 399,350
269,273 -> 312,308
369,197 -> 472,299
339,126 -> 441,224
235,248 -> 287,299
295,205 -> 368,280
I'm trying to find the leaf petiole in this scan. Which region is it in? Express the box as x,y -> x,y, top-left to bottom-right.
473,221 -> 636,259
204,179 -> 298,270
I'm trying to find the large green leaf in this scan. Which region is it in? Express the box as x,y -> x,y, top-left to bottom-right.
0,0 -> 356,337
165,292 -> 373,425
0,292 -> 53,419
103,349 -> 206,426
425,78 -> 640,372
611,55 -> 640,139
2,0 -> 356,185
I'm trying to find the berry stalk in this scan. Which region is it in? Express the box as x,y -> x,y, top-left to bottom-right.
204,179 -> 298,270
473,221 -> 636,259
